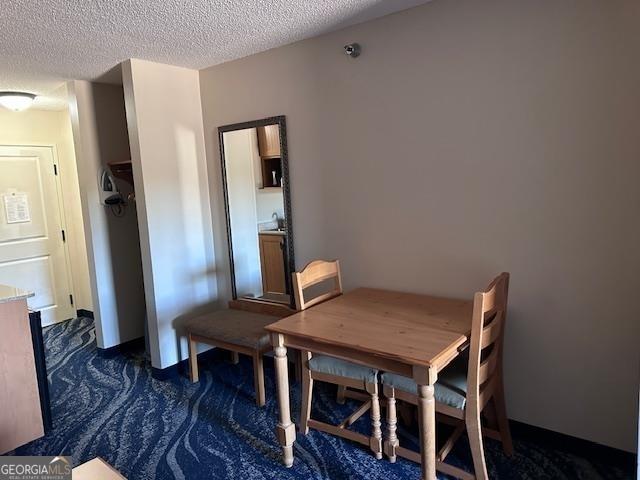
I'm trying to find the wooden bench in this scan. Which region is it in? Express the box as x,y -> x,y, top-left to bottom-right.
181,309 -> 280,407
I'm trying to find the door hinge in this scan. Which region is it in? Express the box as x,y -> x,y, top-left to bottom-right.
53,164 -> 58,175
69,294 -> 74,305
61,229 -> 66,242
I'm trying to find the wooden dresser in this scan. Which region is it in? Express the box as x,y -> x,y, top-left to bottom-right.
0,284 -> 45,453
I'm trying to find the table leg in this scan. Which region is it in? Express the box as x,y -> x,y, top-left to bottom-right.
272,333 -> 296,467
187,334 -> 198,383
415,366 -> 438,480
384,385 -> 399,463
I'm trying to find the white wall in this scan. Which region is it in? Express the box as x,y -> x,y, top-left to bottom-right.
68,81 -> 146,348
255,190 -> 284,224
199,0 -> 640,452
122,59 -> 217,369
0,108 -> 92,311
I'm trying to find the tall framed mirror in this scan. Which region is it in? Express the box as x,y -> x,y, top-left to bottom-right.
218,116 -> 295,310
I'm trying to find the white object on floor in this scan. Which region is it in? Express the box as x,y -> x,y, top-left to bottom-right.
72,457 -> 126,480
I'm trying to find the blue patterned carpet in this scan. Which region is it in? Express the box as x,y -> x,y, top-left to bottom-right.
9,318 -> 632,479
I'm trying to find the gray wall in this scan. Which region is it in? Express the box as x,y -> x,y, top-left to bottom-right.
200,0 -> 640,451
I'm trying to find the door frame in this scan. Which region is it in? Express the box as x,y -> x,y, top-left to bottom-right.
0,142 -> 77,324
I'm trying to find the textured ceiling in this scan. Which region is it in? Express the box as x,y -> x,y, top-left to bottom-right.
1,0 -> 430,109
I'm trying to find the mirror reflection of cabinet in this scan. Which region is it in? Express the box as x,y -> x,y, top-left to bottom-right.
257,125 -> 281,158
258,233 -> 286,295
257,125 -> 282,188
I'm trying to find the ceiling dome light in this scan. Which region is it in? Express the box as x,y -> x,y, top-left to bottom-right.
0,92 -> 36,112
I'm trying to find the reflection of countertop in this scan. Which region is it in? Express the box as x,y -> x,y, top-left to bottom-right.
0,284 -> 35,304
259,230 -> 286,236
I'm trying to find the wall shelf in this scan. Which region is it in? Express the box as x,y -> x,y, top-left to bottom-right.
260,157 -> 282,188
108,161 -> 134,187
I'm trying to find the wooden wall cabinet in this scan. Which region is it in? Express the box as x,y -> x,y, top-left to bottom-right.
258,233 -> 286,295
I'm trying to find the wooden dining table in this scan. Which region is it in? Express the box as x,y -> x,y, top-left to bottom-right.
265,287 -> 474,480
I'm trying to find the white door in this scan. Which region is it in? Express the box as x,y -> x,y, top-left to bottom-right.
0,145 -> 75,325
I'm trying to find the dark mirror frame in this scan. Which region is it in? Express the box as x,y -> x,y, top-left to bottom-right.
218,115 -> 296,310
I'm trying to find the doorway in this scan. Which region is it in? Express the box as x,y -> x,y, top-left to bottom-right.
0,145 -> 75,325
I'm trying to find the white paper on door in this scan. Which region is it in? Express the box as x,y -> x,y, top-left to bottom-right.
3,193 -> 31,224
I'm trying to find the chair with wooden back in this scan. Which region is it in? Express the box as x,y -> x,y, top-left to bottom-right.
381,273 -> 513,480
293,260 -> 383,459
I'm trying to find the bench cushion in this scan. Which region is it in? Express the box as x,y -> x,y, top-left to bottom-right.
180,309 -> 279,351
381,354 -> 468,410
309,355 -> 378,383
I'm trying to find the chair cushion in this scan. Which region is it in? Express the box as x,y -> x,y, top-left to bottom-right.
381,354 -> 468,410
308,355 -> 378,383
180,309 -> 279,351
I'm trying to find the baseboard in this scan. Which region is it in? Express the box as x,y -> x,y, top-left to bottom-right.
151,347 -> 223,380
97,337 -> 145,358
509,420 -> 636,469
76,309 -> 94,319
